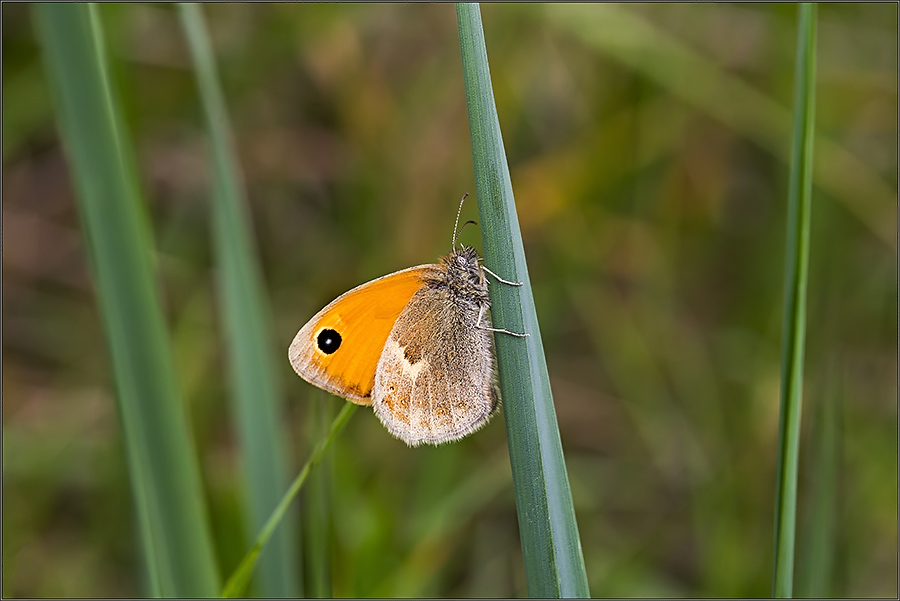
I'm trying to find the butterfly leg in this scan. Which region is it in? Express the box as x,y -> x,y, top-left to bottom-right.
482,265 -> 523,287
476,304 -> 529,338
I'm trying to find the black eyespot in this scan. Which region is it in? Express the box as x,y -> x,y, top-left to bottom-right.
317,328 -> 342,354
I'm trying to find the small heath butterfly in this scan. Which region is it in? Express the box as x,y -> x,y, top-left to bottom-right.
288,195 -> 526,447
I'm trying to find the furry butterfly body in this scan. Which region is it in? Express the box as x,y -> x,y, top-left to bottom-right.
288,245 -> 501,446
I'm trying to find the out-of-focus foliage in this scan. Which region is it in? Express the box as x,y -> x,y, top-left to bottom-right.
3,3 -> 896,598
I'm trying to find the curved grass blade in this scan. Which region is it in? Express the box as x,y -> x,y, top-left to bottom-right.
543,4 -> 893,249
33,4 -> 220,596
222,402 -> 357,598
177,4 -> 300,597
772,4 -> 818,598
456,4 -> 590,597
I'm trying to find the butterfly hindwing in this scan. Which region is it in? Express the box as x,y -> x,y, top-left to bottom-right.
372,275 -> 499,445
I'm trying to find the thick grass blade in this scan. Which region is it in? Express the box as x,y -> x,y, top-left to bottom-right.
772,4 -> 817,598
222,402 -> 357,598
177,4 -> 300,597
456,4 -> 590,598
33,4 -> 220,596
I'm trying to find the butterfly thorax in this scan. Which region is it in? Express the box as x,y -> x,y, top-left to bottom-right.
435,245 -> 490,303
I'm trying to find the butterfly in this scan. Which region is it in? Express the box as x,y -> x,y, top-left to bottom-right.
288,195 -> 526,446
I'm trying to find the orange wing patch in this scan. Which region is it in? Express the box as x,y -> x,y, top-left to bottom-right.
288,264 -> 440,404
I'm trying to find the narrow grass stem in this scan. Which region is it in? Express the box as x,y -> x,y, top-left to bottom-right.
222,402 -> 358,598
772,4 -> 817,598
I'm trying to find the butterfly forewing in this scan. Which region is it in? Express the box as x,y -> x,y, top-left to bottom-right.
288,264 -> 441,403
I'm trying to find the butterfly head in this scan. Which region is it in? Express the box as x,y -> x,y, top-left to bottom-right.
442,245 -> 489,301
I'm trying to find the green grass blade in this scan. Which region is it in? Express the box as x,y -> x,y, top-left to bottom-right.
222,402 -> 357,598
772,4 -> 817,598
177,4 -> 300,597
33,4 -> 220,596
456,4 -> 590,598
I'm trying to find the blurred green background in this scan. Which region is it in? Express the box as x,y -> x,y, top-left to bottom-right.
3,3 -> 896,597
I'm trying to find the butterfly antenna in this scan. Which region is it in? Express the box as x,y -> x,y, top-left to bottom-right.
452,193 -> 469,249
